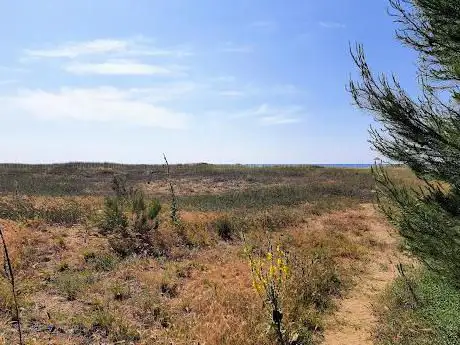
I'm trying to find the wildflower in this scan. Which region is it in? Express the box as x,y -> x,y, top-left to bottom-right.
246,242 -> 290,345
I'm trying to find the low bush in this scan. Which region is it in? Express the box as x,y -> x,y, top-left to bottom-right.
98,176 -> 162,257
213,216 -> 236,241
53,270 -> 96,301
83,251 -> 118,272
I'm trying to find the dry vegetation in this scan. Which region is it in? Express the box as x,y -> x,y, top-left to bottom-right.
0,164 -> 406,345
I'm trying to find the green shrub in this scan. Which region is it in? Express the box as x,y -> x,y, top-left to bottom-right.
99,197 -> 128,234
83,251 -> 118,271
91,306 -> 115,336
98,177 -> 162,257
54,271 -> 95,301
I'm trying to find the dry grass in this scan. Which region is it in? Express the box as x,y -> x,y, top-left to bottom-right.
0,204 -> 381,344
0,165 -> 413,344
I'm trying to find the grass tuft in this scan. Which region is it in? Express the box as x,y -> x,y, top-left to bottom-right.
375,268 -> 460,345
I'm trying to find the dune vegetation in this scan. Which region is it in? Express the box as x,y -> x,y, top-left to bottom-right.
0,163 -> 410,345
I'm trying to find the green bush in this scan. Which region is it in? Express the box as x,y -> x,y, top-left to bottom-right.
98,176 -> 162,257
83,251 -> 118,271
54,271 -> 95,301
99,197 -> 128,234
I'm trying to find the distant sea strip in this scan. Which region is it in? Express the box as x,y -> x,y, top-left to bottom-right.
244,164 -> 374,169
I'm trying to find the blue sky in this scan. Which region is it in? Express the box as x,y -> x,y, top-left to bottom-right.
0,0 -> 418,164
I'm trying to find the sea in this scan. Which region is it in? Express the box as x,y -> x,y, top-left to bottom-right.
243,164 -> 374,169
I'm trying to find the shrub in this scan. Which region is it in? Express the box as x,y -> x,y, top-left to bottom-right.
213,216 -> 235,241
83,251 -> 118,272
90,306 -> 115,336
98,176 -> 162,257
99,197 -> 128,234
54,271 -> 95,301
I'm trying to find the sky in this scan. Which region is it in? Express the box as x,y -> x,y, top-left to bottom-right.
0,0 -> 419,164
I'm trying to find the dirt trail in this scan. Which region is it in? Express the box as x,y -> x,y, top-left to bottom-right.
321,204 -> 403,345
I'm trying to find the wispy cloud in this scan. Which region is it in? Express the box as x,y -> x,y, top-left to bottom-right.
319,21 -> 346,29
217,83 -> 305,98
250,20 -> 278,32
219,42 -> 253,53
218,90 -> 245,97
24,38 -> 192,59
260,114 -> 301,125
233,104 -> 304,125
64,60 -> 185,76
1,87 -> 191,129
128,82 -> 201,102
25,39 -> 129,59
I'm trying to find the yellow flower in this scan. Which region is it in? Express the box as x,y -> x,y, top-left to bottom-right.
269,265 -> 276,278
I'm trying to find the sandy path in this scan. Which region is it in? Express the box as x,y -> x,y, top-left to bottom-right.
322,204 -> 402,345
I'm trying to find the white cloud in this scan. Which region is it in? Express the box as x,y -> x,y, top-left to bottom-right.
129,82 -> 201,102
260,115 -> 301,125
319,21 -> 346,29
25,39 -> 129,59
1,87 -> 190,129
219,42 -> 253,53
24,38 -> 192,59
219,90 -> 244,97
217,83 -> 304,98
64,60 -> 184,76
232,104 -> 304,125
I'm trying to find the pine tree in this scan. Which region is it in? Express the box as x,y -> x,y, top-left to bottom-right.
349,0 -> 460,285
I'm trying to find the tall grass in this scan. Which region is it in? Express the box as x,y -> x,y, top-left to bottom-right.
179,182 -> 373,212
0,163 -> 376,196
0,196 -> 92,225
0,225 -> 23,345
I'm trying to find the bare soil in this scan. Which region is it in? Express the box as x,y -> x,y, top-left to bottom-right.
322,204 -> 404,345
